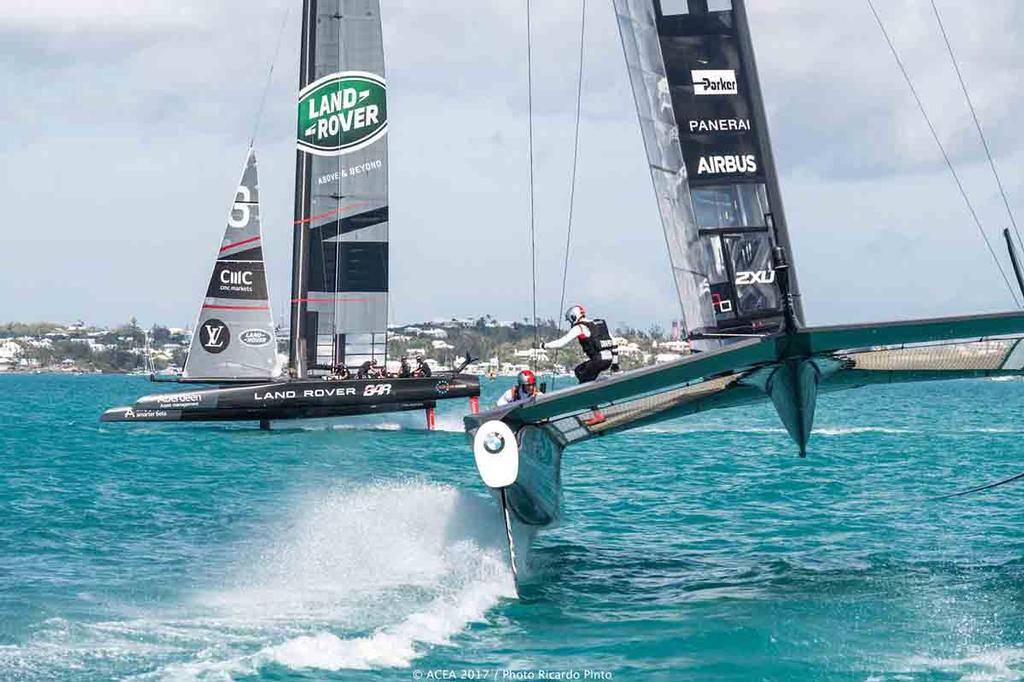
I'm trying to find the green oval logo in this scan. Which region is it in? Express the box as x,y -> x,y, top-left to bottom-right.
297,71 -> 387,156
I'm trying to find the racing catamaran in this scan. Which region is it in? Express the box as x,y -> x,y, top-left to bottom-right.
467,0 -> 1024,584
102,0 -> 480,427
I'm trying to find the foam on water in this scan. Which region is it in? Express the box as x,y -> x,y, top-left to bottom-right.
898,648 -> 1024,681
1,480 -> 515,680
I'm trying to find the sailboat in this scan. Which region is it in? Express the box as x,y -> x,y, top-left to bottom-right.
102,0 -> 480,427
466,0 -> 1024,582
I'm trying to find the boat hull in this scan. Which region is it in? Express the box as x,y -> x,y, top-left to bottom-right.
503,425 -> 564,527
101,374 -> 480,424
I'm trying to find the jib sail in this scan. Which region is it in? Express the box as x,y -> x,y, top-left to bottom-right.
614,0 -> 803,349
183,149 -> 279,380
289,0 -> 389,377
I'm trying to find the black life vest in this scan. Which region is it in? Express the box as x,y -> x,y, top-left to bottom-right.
578,319 -> 615,360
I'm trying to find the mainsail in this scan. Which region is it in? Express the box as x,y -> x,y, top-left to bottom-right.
183,149 -> 279,381
289,0 -> 389,377
615,0 -> 803,349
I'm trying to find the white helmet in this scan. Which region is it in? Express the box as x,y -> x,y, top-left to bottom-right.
565,304 -> 586,326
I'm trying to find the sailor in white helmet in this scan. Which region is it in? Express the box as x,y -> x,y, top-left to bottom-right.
541,304 -> 619,383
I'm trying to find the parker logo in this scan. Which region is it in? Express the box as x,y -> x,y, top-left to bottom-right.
691,69 -> 738,95
697,154 -> 758,175
297,71 -> 387,156
200,319 -> 230,354
239,328 -> 272,348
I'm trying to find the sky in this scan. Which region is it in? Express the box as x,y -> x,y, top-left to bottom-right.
0,0 -> 1021,332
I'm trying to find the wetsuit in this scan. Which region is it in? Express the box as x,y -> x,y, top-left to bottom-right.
543,318 -> 618,383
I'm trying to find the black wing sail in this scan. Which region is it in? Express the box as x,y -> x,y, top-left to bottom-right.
616,0 -> 802,348
290,0 -> 389,377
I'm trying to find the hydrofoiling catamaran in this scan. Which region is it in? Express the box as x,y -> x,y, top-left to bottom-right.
467,0 -> 1024,584
102,0 -> 480,427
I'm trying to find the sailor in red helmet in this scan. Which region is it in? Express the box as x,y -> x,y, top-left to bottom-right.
541,304 -> 618,383
497,369 -> 542,406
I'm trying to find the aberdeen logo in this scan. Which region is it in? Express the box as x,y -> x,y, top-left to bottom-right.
297,71 -> 387,156
239,329 -> 273,348
200,319 -> 230,354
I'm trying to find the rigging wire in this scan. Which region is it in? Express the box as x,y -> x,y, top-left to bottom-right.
526,0 -> 539,369
930,0 -> 1022,251
558,0 -> 587,326
866,0 -> 1020,308
928,468 -> 1024,501
249,2 -> 292,147
549,0 -> 588,391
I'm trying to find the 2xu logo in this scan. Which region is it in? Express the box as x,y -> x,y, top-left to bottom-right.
200,319 -> 230,354
735,270 -> 776,285
240,329 -> 273,348
297,71 -> 387,156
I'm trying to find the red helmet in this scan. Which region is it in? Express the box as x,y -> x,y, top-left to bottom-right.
565,304 -> 586,326
517,369 -> 537,387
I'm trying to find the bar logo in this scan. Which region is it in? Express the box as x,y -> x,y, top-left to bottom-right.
691,70 -> 738,95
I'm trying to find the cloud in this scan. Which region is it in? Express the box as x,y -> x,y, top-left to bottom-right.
0,0 -> 1021,331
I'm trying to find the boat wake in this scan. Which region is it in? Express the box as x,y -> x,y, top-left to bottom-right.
168,480 -> 515,677
1,481 -> 515,680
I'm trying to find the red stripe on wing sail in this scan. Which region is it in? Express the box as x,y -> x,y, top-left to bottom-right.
219,236 -> 261,252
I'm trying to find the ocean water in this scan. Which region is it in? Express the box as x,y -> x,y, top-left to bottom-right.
2,374 -> 1024,681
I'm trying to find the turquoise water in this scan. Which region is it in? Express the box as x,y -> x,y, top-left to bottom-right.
2,375 -> 1024,680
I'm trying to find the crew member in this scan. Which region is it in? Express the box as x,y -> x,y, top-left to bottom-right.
541,304 -> 618,383
412,356 -> 432,377
327,363 -> 351,380
497,369 -> 542,406
398,357 -> 412,378
357,359 -> 382,379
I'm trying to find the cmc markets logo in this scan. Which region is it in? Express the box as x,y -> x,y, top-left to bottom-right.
691,69 -> 738,95
297,71 -> 387,156
200,319 -> 230,354
221,269 -> 253,286
239,329 -> 273,348
697,154 -> 758,175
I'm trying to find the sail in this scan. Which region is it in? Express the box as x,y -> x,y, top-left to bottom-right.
183,149 -> 279,381
614,0 -> 802,349
289,0 -> 389,377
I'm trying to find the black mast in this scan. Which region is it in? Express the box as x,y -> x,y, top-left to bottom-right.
1003,228 -> 1024,301
289,0 -> 317,378
732,0 -> 804,328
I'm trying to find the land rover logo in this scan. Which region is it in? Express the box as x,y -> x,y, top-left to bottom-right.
297,71 -> 387,156
240,328 -> 272,348
200,319 -> 230,354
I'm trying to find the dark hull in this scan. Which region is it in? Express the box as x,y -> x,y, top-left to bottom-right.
102,374 -> 479,424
